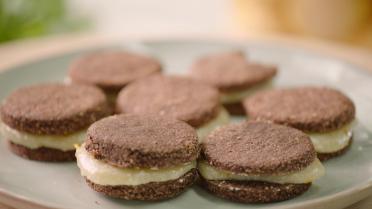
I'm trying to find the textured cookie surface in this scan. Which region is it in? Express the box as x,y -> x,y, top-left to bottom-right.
190,51 -> 277,92
85,169 -> 197,201
243,87 -> 356,132
200,178 -> 311,203
85,114 -> 199,168
8,141 -> 75,162
68,51 -> 162,91
116,75 -> 220,127
202,121 -> 316,175
0,83 -> 111,135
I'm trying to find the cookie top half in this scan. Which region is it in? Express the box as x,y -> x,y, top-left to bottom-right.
202,121 -> 316,175
68,51 -> 162,92
243,87 -> 356,132
190,51 -> 277,92
85,114 -> 199,168
116,75 -> 220,127
0,83 -> 111,135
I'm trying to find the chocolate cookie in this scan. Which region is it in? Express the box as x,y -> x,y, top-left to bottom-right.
77,114 -> 199,200
243,87 -> 355,160
85,114 -> 199,168
189,51 -> 277,115
200,180 -> 311,203
190,51 -> 277,92
243,87 -> 355,132
0,83 -> 111,161
199,121 -> 323,203
116,75 -> 221,128
68,51 -> 162,92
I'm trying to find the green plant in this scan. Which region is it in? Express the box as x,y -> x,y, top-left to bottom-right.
0,0 -> 89,43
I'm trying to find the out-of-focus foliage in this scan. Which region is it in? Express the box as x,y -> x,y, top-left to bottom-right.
0,0 -> 89,43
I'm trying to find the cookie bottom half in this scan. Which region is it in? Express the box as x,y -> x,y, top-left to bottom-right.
85,168 -> 198,201
200,178 -> 311,203
8,141 -> 75,162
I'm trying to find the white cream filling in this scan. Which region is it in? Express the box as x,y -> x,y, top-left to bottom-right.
0,121 -> 85,151
308,122 -> 354,153
199,158 -> 324,184
196,108 -> 230,141
220,80 -> 273,104
76,144 -> 196,186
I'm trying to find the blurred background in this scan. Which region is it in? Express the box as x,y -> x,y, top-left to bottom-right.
0,0 -> 371,49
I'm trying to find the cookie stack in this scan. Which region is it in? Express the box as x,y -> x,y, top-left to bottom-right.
76,114 -> 199,200
0,83 -> 111,161
0,49 -> 356,203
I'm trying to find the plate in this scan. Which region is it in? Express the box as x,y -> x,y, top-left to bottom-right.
0,40 -> 372,209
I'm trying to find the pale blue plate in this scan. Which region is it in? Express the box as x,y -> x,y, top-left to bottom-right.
0,40 -> 372,209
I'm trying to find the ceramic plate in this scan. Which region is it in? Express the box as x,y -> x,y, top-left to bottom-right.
0,40 -> 372,209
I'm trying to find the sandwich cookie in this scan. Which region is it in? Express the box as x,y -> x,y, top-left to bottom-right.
116,75 -> 230,141
190,51 -> 277,115
243,87 -> 356,160
199,121 -> 324,203
0,83 -> 111,161
76,114 -> 199,200
68,51 -> 162,103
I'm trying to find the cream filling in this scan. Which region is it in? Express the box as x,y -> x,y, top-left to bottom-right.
308,122 -> 354,154
199,158 -> 324,184
76,144 -> 196,186
0,121 -> 85,151
196,108 -> 230,141
220,80 -> 273,104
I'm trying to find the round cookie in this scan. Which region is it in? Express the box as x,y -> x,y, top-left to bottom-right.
202,121 -> 316,174
85,114 -> 199,168
190,51 -> 277,92
243,87 -> 355,132
0,83 -> 111,161
116,75 -> 221,128
190,51 -> 277,115
243,87 -> 356,160
199,121 -> 322,203
77,114 -> 199,200
1,83 -> 111,135
68,51 -> 162,92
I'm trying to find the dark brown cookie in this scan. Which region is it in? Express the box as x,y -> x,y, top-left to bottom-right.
200,178 -> 311,203
223,102 -> 246,115
202,121 -> 316,175
116,75 -> 220,127
68,51 -> 162,92
190,51 -> 277,92
317,137 -> 353,161
243,87 -> 356,132
0,83 -> 111,135
85,169 -> 198,201
85,114 -> 199,168
8,141 -> 75,162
